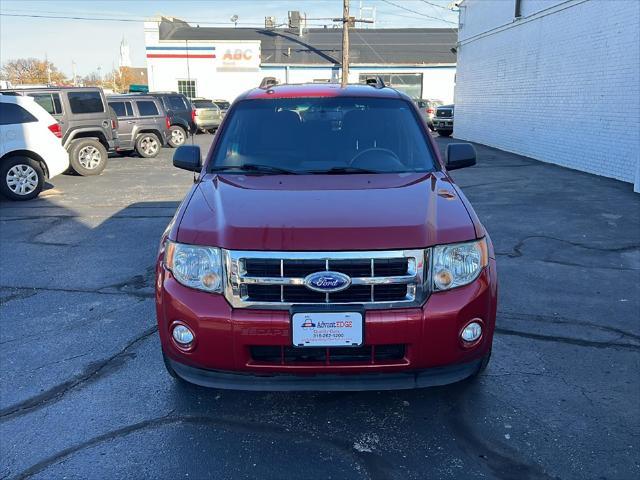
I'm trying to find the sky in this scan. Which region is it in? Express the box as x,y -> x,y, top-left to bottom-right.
0,0 -> 458,78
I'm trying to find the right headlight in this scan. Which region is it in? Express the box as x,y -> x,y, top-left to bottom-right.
164,240 -> 222,293
431,238 -> 488,291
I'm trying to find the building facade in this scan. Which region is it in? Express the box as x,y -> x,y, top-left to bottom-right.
454,0 -> 640,191
144,17 -> 458,104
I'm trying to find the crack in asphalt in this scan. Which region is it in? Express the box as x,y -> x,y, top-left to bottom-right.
0,285 -> 154,300
99,265 -> 156,294
0,326 -> 158,421
0,299 -> 147,346
0,290 -> 38,306
494,235 -> 640,270
459,178 -> 529,189
495,327 -> 639,351
502,235 -> 640,258
11,414 -> 383,480
499,310 -> 640,342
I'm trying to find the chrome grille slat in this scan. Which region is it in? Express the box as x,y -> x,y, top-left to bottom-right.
223,249 -> 427,310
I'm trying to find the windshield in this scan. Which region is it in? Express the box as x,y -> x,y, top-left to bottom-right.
209,97 -> 436,174
214,101 -> 230,110
193,99 -> 215,108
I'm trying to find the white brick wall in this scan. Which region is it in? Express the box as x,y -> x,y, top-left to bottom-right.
455,0 -> 640,191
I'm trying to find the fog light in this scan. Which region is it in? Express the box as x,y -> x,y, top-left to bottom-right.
461,321 -> 482,343
172,324 -> 194,345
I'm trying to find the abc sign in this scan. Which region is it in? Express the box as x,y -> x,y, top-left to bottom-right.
223,49 -> 253,61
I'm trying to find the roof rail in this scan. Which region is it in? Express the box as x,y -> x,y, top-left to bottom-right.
364,76 -> 386,89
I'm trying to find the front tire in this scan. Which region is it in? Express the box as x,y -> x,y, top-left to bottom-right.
135,133 -> 161,158
168,126 -> 186,147
0,156 -> 44,201
68,138 -> 107,176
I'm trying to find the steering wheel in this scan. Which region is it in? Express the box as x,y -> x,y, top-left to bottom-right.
348,147 -> 401,167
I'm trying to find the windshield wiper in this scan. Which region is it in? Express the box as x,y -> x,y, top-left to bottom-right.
306,166 -> 382,174
210,164 -> 299,175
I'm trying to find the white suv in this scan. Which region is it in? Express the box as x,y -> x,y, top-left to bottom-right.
0,95 -> 69,200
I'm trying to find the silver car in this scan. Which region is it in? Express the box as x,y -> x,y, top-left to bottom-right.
192,98 -> 224,133
415,99 -> 443,131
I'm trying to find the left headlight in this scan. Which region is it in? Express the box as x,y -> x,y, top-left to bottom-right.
431,238 -> 488,291
164,240 -> 222,293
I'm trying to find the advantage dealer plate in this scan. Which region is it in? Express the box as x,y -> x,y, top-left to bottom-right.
292,312 -> 363,348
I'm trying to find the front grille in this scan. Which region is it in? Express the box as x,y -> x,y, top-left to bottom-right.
223,249 -> 427,309
436,108 -> 453,118
250,344 -> 406,365
246,283 -> 407,303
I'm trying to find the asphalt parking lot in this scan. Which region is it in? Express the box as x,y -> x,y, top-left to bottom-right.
1,133 -> 638,480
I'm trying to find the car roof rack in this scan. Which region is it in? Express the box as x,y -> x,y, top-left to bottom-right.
364,76 -> 386,89
259,77 -> 279,89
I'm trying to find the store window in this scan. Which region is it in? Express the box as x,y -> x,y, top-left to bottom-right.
177,80 -> 196,99
359,73 -> 423,100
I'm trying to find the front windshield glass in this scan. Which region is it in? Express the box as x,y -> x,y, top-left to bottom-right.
209,97 -> 436,174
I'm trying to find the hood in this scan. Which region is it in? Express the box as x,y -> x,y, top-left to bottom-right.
176,172 -> 476,251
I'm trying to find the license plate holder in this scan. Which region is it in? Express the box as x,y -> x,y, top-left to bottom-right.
291,311 -> 363,348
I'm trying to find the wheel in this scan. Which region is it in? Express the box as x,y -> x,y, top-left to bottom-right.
438,131 -> 452,137
0,156 -> 44,201
135,133 -> 161,158
68,138 -> 107,176
168,126 -> 186,147
207,128 -> 217,134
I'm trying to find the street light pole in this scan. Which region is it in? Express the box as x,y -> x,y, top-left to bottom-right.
341,0 -> 350,87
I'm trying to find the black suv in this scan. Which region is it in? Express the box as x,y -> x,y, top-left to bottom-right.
147,92 -> 195,147
1,87 -> 117,175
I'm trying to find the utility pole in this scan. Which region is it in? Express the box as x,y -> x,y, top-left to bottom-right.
333,0 -> 373,87
341,0 -> 350,87
45,53 -> 51,85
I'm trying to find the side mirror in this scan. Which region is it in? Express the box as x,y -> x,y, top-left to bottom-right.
445,143 -> 476,170
173,145 -> 201,172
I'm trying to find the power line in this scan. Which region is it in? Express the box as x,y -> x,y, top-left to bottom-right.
378,0 -> 457,24
418,0 -> 453,11
0,12 -> 267,26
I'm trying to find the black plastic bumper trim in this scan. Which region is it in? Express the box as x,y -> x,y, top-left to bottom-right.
166,355 -> 483,391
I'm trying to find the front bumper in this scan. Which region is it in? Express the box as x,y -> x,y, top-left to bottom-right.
166,354 -> 485,391
434,119 -> 453,130
156,259 -> 497,390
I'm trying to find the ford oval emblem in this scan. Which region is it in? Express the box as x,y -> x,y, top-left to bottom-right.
304,271 -> 351,293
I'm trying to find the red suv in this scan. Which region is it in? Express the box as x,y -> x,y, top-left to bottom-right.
156,83 -> 497,391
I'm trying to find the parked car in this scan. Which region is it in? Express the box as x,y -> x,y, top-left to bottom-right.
415,99 -> 443,130
191,98 -> 224,133
0,87 -> 117,175
434,104 -> 454,137
147,92 -> 195,147
157,83 -> 496,391
212,99 -> 230,116
0,95 -> 69,200
107,94 -> 169,158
